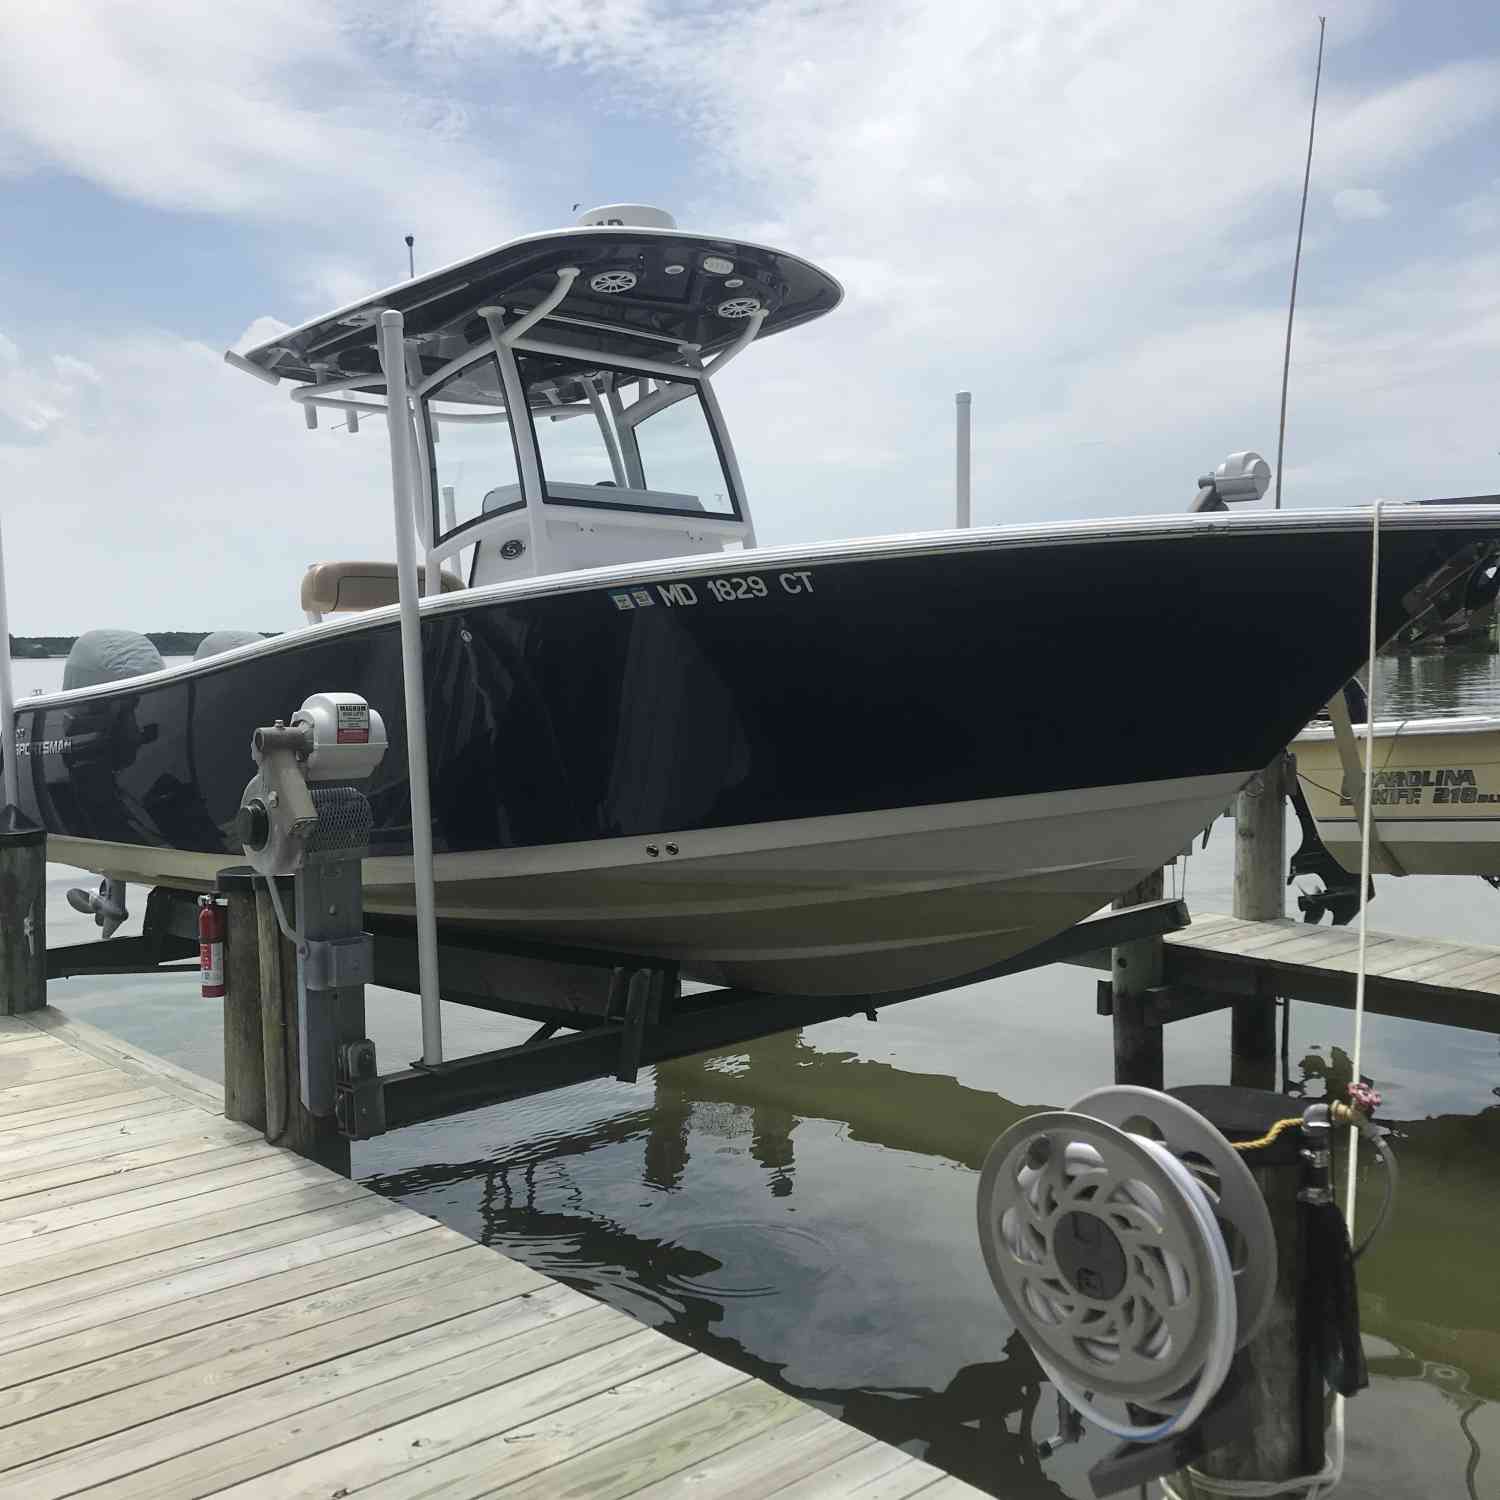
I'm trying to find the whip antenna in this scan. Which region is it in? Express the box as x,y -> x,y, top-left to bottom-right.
1274,16 -> 1327,510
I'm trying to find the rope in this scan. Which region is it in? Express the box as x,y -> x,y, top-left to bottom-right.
1230,1117 -> 1303,1153
1347,498 -> 1381,1227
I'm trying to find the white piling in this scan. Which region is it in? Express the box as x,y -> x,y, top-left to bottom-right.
0,516 -> 18,811
378,310 -> 443,1066
955,391 -> 972,528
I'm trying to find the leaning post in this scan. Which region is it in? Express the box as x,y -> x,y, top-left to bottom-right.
1231,753 -> 1287,1087
1109,869 -> 1165,1088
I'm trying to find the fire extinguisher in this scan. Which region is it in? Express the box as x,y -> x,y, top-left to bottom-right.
199,895 -> 225,999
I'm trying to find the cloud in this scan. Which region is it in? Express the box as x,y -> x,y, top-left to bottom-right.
0,0 -> 518,282
0,326 -> 399,633
1,0 -> 1498,640
0,334 -> 100,441
1332,187 -> 1390,221
1455,179 -> 1500,235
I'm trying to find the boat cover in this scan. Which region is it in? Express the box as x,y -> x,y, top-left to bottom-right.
194,630 -> 264,659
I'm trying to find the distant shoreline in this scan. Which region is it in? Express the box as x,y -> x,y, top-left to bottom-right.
8,632 -> 274,660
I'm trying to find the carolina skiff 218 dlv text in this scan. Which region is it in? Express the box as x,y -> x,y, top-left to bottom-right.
13,206 -> 1500,994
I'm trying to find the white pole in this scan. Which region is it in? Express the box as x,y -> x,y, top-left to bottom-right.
955,391 -> 972,528
0,516 -> 18,811
378,310 -> 443,1066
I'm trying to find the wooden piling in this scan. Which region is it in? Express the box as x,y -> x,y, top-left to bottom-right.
212,873 -> 355,1176
219,875 -> 267,1132
0,818 -> 46,1016
1172,1088 -> 1322,1496
255,882 -> 351,1176
1231,754 -> 1286,1089
1110,869 -> 1165,1088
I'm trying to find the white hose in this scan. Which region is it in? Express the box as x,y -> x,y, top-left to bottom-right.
1032,1136 -> 1238,1445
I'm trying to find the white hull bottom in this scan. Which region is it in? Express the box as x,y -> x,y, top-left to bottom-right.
1311,822 -> 1500,879
52,771 -> 1245,997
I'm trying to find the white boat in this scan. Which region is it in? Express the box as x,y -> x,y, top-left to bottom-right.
1294,712 -> 1500,878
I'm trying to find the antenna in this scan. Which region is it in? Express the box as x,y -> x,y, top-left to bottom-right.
1273,16 -> 1327,510
404,234 -> 415,279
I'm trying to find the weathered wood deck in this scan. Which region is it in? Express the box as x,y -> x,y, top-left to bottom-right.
0,1010 -> 985,1499
1070,911 -> 1500,1034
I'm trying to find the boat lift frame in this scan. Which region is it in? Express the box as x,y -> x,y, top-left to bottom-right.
43,880 -> 1189,1138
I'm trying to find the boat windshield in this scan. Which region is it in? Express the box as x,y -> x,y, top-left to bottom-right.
424,354 -> 524,541
518,353 -> 739,520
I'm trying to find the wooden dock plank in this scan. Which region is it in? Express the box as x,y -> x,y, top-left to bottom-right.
0,1243 -> 517,1432
0,1196 -> 403,1330
0,1093 -> 183,1143
0,1138 -> 272,1214
0,1070 -> 163,1118
0,1112 -> 253,1185
473,1378 -> 806,1500
0,1158 -> 361,1268
0,1052 -> 112,1089
628,1407 -> 878,1499
17,1010 -> 225,1114
0,1202 -> 432,1356
0,1033 -> 75,1057
28,1296 -> 622,1499
0,1262 -> 559,1474
767,1445 -> 944,1498
1126,914 -> 1500,1033
0,1226 -> 469,1388
0,1085 -> 163,1132
0,1010 -> 980,1500
335,1350 -> 752,1500
101,1299 -> 623,1499
0,1148 -> 328,1244
196,1327 -> 692,1500
0,1175 -> 371,1292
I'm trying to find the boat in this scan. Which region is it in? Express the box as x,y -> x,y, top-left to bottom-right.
1294,712 -> 1500,880
11,204 -> 1500,996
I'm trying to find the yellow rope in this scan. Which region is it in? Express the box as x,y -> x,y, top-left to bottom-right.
1231,1117 -> 1303,1153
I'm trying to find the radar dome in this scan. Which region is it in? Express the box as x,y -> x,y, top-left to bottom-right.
575,204 -> 677,230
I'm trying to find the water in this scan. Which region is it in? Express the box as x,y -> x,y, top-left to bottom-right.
24,649 -> 1500,1500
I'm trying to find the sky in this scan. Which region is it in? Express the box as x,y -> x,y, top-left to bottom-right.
1,0 -> 1497,632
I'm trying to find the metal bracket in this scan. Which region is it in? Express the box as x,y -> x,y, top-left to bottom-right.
303,933 -> 374,990
335,1038 -> 386,1139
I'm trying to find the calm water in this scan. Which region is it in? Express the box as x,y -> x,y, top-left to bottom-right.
27,648 -> 1500,1500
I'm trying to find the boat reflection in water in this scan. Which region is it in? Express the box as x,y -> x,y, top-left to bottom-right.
363,1026 -> 1499,1499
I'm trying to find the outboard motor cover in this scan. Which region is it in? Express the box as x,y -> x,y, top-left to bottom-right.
194,630 -> 263,660
62,630 -> 164,690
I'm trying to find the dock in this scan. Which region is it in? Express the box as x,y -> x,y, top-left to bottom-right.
1071,911 -> 1500,1035
0,1009 -> 982,1500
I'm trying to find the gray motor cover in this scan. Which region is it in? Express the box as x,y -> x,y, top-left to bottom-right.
194,630 -> 263,660
62,630 -> 164,690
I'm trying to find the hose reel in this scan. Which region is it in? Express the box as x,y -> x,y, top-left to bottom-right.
976,1086 -> 1277,1447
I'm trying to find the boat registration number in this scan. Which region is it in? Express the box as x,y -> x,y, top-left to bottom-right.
609,571 -> 814,612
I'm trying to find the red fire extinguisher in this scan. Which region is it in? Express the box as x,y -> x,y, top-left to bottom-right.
199,896 -> 226,999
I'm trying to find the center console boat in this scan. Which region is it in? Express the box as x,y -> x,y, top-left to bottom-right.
13,205 -> 1500,995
